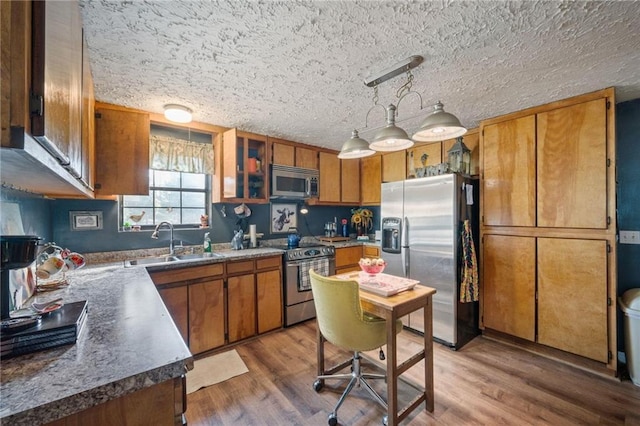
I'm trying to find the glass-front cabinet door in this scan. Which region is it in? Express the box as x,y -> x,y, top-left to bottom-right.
221,128 -> 269,202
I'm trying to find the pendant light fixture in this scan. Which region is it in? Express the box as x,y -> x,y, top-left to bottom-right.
164,104 -> 193,123
339,55 -> 467,158
368,104 -> 414,151
338,130 -> 375,159
412,101 -> 467,142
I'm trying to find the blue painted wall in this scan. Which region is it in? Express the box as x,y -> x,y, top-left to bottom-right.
0,188 -> 53,241
616,98 -> 640,353
47,198 -> 375,254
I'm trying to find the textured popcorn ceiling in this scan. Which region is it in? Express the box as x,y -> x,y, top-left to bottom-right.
80,0 -> 640,150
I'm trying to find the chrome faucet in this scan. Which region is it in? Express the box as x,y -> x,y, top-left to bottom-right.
151,221 -> 175,255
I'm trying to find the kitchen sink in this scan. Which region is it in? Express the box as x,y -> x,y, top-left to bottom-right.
175,252 -> 225,260
124,252 -> 225,267
124,255 -> 179,267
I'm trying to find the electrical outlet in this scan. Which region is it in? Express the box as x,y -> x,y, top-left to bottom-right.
619,230 -> 640,244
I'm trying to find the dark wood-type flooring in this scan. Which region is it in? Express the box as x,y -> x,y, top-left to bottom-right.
186,320 -> 640,425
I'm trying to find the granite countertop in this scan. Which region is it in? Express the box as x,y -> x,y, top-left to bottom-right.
0,247 -> 288,424
0,264 -> 193,425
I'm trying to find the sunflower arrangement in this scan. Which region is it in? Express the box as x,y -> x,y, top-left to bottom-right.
350,208 -> 374,231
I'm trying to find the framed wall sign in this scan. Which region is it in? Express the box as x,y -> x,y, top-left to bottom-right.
70,211 -> 103,231
270,203 -> 297,233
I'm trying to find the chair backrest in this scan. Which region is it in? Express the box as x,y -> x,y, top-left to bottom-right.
309,269 -> 387,352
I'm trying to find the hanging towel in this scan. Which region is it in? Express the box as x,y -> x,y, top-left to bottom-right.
298,258 -> 330,291
460,219 -> 479,303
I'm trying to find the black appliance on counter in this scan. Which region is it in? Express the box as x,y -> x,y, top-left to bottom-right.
276,243 -> 335,327
1,235 -> 41,319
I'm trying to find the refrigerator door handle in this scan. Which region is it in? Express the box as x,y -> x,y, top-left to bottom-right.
402,216 -> 409,277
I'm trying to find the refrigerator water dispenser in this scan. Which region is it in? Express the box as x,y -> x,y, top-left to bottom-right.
381,218 -> 401,253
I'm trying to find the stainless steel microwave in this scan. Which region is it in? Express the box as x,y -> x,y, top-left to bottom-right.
270,164 -> 319,198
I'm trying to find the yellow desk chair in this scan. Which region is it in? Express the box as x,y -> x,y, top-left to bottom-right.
309,269 -> 402,426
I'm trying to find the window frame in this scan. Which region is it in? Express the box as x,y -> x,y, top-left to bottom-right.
120,169 -> 210,230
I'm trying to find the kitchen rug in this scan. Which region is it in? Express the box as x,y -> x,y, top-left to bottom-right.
186,349 -> 249,394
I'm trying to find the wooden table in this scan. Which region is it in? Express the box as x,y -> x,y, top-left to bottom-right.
316,276 -> 436,425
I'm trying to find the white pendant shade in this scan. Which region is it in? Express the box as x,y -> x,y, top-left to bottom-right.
164,104 -> 193,123
412,101 -> 466,142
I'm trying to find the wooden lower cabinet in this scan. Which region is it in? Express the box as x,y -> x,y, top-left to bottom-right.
482,235 -> 610,364
482,235 -> 536,341
153,256 -> 284,350
362,244 -> 381,259
257,269 -> 283,333
335,245 -> 363,274
158,286 -> 189,344
227,273 -> 256,343
537,238 -> 608,362
45,377 -> 184,426
189,279 -> 225,354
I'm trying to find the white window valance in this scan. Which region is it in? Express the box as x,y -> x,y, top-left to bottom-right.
149,134 -> 214,174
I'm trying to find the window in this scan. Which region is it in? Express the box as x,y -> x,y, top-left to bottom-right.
121,123 -> 214,229
121,170 -> 209,228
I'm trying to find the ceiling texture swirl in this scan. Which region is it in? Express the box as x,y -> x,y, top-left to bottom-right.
80,0 -> 640,150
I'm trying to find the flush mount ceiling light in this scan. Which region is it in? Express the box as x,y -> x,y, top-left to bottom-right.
339,55 -> 467,158
413,101 -> 467,142
163,104 -> 193,123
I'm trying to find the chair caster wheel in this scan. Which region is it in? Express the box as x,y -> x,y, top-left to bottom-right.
313,380 -> 323,392
328,412 -> 338,426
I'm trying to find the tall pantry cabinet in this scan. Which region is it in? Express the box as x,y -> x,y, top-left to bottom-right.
479,88 -> 617,374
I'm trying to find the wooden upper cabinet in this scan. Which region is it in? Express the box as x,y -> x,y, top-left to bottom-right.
271,139 -> 318,170
407,143 -> 441,178
94,104 -> 150,195
295,146 -> 318,170
341,159 -> 360,203
482,115 -> 536,227
80,34 -> 95,190
537,238 -> 608,362
482,235 -> 536,341
271,140 -> 295,166
537,99 -> 608,229
382,150 -> 407,182
31,0 -> 83,179
442,130 -> 480,176
318,151 -> 341,202
221,129 -> 269,202
361,155 -> 382,205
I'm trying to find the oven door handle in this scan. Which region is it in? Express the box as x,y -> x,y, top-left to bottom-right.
286,257 -> 334,267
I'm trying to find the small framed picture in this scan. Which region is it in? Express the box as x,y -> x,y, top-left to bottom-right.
70,211 -> 103,231
270,203 -> 297,233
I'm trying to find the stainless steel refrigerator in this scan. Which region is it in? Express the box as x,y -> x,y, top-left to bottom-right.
380,173 -> 479,350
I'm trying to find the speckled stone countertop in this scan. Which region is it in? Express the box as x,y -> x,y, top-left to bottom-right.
0,264 -> 193,425
0,247 -> 290,425
1,241 -> 382,423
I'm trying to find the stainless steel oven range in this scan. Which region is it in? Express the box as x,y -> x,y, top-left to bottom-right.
280,244 -> 335,327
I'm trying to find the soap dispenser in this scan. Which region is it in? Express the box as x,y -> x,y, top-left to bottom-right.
203,232 -> 212,253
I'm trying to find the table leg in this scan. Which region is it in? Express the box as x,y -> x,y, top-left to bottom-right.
423,299 -> 434,412
387,313 -> 398,425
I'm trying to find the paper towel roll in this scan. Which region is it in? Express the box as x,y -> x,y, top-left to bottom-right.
249,224 -> 257,248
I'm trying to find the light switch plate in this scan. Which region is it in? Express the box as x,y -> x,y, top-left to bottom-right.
619,230 -> 640,244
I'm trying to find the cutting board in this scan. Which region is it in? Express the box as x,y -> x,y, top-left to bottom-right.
317,236 -> 351,242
